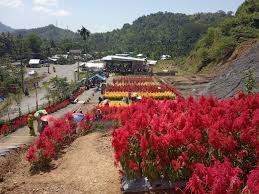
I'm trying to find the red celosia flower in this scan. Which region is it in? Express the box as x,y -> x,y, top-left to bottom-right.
247,166 -> 259,194
26,145 -> 38,162
171,160 -> 180,171
128,160 -> 138,171
238,149 -> 248,160
185,173 -> 206,194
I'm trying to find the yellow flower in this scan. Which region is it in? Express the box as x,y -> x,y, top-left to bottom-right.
99,101 -> 130,107
103,92 -> 176,99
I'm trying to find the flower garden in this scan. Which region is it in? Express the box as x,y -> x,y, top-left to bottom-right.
103,76 -> 177,100
99,76 -> 259,193
26,112 -> 94,169
23,76 -> 258,193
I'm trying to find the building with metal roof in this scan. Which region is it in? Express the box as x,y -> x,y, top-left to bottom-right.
101,55 -> 149,74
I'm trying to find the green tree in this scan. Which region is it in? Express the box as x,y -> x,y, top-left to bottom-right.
78,26 -> 90,54
44,77 -> 72,103
185,0 -> 259,72
24,33 -> 42,53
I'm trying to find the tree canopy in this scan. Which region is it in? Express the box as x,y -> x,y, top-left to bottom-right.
185,0 -> 259,72
87,11 -> 230,59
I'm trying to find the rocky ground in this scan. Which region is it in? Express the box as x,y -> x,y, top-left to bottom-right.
202,40 -> 259,99
162,40 -> 259,99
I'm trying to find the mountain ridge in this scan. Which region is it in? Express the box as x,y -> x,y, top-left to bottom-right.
0,23 -> 78,41
0,22 -> 15,33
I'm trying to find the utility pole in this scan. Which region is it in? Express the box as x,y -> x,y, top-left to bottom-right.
18,34 -> 25,93
34,83 -> 39,110
78,59 -> 80,81
20,60 -> 24,93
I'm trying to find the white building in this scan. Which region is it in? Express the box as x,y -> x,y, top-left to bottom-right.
161,55 -> 171,60
29,59 -> 41,68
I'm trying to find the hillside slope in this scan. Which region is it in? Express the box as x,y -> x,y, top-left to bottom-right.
202,40 -> 259,99
185,0 -> 259,73
0,22 -> 14,33
13,24 -> 78,41
87,11 -> 230,58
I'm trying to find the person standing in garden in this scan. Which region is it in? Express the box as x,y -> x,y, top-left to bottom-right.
98,96 -> 103,104
95,109 -> 103,121
27,114 -> 36,136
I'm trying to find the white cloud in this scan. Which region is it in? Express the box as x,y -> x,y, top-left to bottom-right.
33,0 -> 58,7
32,6 -> 70,17
0,0 -> 24,8
32,0 -> 70,17
32,5 -> 51,13
52,9 -> 71,16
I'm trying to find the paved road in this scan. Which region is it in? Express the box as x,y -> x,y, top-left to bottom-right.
0,64 -> 80,120
0,88 -> 100,156
26,63 -> 79,83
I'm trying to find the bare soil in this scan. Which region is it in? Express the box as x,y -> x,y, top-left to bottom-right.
159,74 -> 213,98
0,130 -> 121,194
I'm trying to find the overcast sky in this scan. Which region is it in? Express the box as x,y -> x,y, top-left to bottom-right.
0,0 -> 245,33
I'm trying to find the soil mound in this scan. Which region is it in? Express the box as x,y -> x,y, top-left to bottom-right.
202,40 -> 259,99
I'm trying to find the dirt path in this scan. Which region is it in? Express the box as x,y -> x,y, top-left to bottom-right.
0,130 -> 121,194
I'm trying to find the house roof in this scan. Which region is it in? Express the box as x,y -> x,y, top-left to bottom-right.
102,55 -> 145,62
69,49 -> 82,55
29,59 -> 40,65
147,60 -> 157,65
48,57 -> 58,62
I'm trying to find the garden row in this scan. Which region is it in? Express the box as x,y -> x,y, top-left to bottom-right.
26,112 -> 94,169
0,87 -> 85,136
104,76 -> 179,100
99,93 -> 258,193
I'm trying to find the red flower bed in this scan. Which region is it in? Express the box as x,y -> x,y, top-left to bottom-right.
45,100 -> 70,113
0,124 -> 11,135
26,112 -> 94,169
0,114 -> 29,136
0,87 -> 85,136
109,94 -> 259,192
163,82 -> 181,96
72,87 -> 85,99
113,77 -> 155,84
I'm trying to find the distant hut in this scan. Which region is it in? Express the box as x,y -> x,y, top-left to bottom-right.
29,59 -> 41,68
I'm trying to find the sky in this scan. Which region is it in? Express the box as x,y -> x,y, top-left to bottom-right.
0,0 -> 245,33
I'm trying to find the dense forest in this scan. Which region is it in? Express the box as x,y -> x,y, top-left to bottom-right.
87,11 -> 231,59
0,11 -> 230,60
185,0 -> 259,72
0,0 -> 257,66
0,31 -> 81,59
13,24 -> 78,41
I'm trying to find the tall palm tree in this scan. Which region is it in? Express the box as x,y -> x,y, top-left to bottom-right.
78,26 -> 90,54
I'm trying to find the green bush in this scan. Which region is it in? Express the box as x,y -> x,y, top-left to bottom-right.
208,36 -> 236,61
185,0 -> 259,72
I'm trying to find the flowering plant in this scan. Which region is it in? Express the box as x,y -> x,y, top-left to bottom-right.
26,112 -> 94,170
110,94 -> 259,192
104,76 -> 179,100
